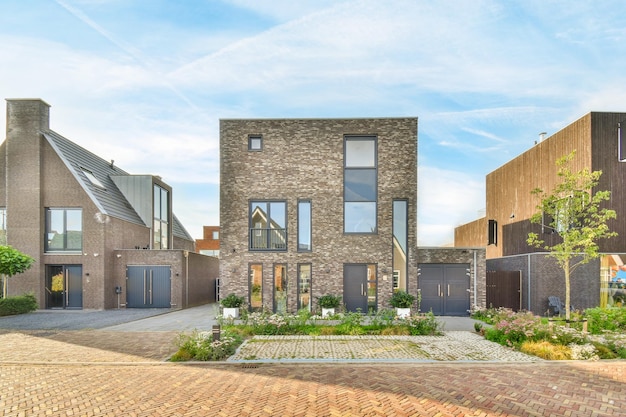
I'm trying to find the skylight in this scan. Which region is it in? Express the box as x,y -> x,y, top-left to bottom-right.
82,169 -> 105,189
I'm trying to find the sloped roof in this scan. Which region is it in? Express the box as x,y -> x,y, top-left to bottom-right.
43,130 -> 193,241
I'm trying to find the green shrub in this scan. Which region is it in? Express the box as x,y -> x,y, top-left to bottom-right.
583,307 -> 626,334
390,291 -> 415,308
318,294 -> 341,309
220,293 -> 245,308
402,312 -> 441,335
171,329 -> 243,361
0,293 -> 38,316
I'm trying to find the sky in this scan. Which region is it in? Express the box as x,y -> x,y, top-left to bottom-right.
2,0 -> 626,246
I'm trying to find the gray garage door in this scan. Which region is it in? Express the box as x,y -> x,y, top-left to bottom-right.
126,266 -> 171,308
418,263 -> 470,316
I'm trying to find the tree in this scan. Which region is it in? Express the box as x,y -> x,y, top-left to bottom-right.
0,245 -> 35,298
527,151 -> 617,320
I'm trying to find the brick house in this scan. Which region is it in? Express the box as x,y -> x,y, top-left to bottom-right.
455,112 -> 626,314
0,99 -> 217,309
219,118 -> 485,315
196,226 -> 220,257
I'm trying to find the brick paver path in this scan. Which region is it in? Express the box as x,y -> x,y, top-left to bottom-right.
1,330 -> 625,416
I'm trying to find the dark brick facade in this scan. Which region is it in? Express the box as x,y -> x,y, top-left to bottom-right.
219,118 -> 418,313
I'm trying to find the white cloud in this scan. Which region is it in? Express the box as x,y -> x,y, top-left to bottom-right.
418,166 -> 485,246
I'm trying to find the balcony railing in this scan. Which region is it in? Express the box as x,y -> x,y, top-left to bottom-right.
250,228 -> 287,250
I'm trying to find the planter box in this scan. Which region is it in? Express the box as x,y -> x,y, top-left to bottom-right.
321,308 -> 335,318
223,307 -> 240,319
396,308 -> 411,318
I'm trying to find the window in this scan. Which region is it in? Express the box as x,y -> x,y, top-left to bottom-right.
488,219 -> 498,245
45,208 -> 82,252
82,168 -> 105,189
393,200 -> 408,292
249,264 -> 263,311
249,201 -> 287,250
248,135 -> 263,151
344,136 -> 377,233
274,264 -> 287,313
0,208 -> 6,246
298,200 -> 311,251
154,185 -> 170,249
297,264 -> 311,311
212,231 -> 219,240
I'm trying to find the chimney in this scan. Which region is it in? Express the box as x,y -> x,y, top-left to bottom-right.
5,99 -> 50,257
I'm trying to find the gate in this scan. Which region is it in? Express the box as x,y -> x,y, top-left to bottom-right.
486,270 -> 522,311
418,263 -> 470,316
126,266 -> 171,308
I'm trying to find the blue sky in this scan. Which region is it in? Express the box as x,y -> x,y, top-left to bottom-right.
2,0 -> 626,245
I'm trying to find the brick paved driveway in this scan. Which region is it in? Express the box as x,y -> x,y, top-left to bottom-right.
1,330 -> 625,416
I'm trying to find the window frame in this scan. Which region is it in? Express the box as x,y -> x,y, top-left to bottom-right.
248,135 -> 263,151
297,199 -> 312,252
249,200 -> 288,251
343,135 -> 378,234
153,184 -> 170,249
297,263 -> 312,312
44,208 -> 83,253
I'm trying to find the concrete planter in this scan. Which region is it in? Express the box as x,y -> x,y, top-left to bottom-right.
223,307 -> 240,319
396,308 -> 411,318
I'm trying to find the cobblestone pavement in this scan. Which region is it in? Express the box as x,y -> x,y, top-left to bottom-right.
1,307 -> 625,416
2,329 -> 626,416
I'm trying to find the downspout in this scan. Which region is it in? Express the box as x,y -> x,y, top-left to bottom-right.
473,250 -> 477,308
184,250 -> 189,308
526,253 -> 530,311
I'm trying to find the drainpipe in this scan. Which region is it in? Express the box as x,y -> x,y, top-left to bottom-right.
473,250 -> 477,308
527,253 -> 532,311
184,250 -> 189,308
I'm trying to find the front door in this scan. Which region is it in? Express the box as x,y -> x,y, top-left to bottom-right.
343,264 -> 377,313
46,265 -> 82,309
418,263 -> 470,316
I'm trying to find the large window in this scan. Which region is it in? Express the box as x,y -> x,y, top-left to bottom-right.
344,136 -> 377,233
154,185 -> 169,249
393,200 -> 408,292
298,200 -> 311,251
250,201 -> 287,250
45,208 -> 82,252
274,264 -> 287,313
298,264 -> 311,311
249,264 -> 263,311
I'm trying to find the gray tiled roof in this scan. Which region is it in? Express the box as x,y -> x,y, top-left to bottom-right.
43,130 -> 193,241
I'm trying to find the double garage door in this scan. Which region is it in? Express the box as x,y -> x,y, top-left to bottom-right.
418,263 -> 470,316
126,266 -> 171,308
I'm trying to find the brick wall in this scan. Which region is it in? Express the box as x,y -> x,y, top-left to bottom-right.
220,118 -> 418,312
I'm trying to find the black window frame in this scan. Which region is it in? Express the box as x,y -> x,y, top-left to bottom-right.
45,208 -> 83,252
297,199 -> 312,252
343,135 -> 378,234
249,200 -> 288,251
248,135 -> 263,151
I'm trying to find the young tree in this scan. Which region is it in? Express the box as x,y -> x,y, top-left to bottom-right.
527,152 -> 617,320
0,245 -> 35,298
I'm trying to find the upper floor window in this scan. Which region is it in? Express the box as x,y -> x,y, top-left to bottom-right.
212,230 -> 219,240
344,136 -> 377,233
45,208 -> 82,252
248,135 -> 263,151
298,200 -> 311,251
154,185 -> 169,249
250,200 -> 287,251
